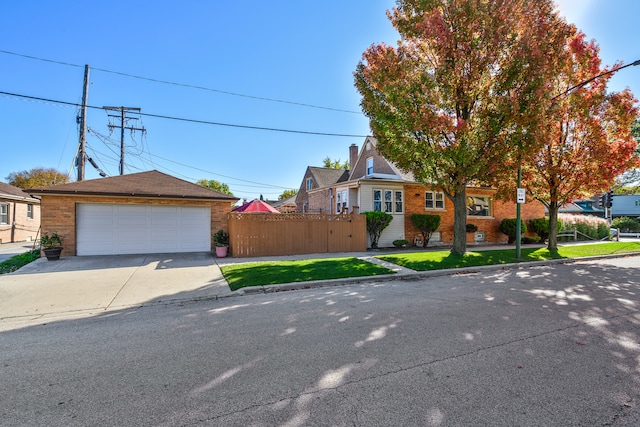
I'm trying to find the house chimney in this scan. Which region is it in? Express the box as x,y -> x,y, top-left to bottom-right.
349,144 -> 358,171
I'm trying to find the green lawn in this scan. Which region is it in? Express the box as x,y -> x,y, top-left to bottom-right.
376,242 -> 640,271
221,257 -> 396,291
0,250 -> 40,275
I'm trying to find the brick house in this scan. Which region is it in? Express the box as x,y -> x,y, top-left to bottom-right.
295,166 -> 349,213
297,137 -> 545,247
30,170 -> 238,256
0,182 -> 40,244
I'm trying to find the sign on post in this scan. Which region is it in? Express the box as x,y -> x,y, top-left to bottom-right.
517,188 -> 526,204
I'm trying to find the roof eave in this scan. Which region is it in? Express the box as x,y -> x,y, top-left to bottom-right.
31,190 -> 238,202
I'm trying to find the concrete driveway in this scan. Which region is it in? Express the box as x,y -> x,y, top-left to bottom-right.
0,252 -> 231,329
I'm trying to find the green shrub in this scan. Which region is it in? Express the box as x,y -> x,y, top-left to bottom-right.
393,239 -> 409,247
527,217 -> 561,242
364,211 -> 393,249
522,236 -> 541,244
612,216 -> 640,232
411,214 -> 442,248
466,223 -> 478,233
499,218 -> 527,244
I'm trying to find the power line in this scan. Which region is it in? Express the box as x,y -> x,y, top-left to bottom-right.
0,49 -> 361,114
87,128 -> 291,190
0,90 -> 367,138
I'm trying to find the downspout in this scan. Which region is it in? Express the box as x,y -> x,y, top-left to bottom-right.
11,201 -> 16,242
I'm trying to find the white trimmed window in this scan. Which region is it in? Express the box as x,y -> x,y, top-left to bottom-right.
0,204 -> 7,224
366,157 -> 374,175
373,189 -> 403,213
306,178 -> 313,191
373,189 -> 382,212
467,196 -> 491,217
27,204 -> 33,219
425,191 -> 445,210
395,191 -> 403,213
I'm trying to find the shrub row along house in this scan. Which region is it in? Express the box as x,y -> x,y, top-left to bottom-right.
296,137 -> 544,248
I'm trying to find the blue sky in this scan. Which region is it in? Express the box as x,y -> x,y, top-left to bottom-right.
1,0 -> 638,201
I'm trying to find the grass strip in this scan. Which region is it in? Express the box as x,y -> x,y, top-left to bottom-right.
221,257 -> 395,291
0,249 -> 41,274
376,242 -> 640,271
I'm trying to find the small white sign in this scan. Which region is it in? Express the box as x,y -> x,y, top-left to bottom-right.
517,188 -> 526,204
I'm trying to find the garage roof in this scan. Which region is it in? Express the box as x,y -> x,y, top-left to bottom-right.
29,170 -> 239,201
0,182 -> 40,202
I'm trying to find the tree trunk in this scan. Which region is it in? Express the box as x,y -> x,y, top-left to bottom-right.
451,189 -> 468,255
547,202 -> 559,252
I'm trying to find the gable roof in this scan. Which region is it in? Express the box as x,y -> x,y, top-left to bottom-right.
308,167 -> 350,188
0,182 -> 40,202
350,136 -> 415,182
267,194 -> 297,209
29,170 -> 238,201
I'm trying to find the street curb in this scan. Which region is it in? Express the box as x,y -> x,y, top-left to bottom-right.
231,252 -> 640,296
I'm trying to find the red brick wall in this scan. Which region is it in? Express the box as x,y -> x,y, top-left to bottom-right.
40,195 -> 233,256
403,184 -> 545,245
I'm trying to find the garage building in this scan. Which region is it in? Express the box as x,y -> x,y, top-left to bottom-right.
30,170 -> 238,256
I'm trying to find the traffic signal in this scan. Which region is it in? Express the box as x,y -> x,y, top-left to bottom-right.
606,190 -> 613,208
598,194 -> 606,208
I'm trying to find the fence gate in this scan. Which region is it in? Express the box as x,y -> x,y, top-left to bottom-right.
228,213 -> 366,257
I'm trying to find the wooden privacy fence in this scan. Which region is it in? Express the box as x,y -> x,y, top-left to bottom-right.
228,213 -> 367,257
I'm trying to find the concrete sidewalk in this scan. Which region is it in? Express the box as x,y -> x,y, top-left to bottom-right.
0,252 -> 232,329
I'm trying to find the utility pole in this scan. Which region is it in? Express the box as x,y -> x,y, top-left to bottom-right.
103,106 -> 145,175
77,65 -> 90,181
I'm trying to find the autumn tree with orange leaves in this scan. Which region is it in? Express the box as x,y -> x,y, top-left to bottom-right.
504,32 -> 639,251
355,0 -> 572,254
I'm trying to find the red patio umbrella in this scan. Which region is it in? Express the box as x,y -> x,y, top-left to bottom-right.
232,199 -> 280,213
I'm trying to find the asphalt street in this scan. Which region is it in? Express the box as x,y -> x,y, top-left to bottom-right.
2,255 -> 640,426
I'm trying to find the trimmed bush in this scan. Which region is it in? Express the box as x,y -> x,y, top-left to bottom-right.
364,211 -> 393,249
499,218 -> 527,244
466,223 -> 478,233
411,214 -> 441,248
393,239 -> 409,247
527,217 -> 561,243
522,236 -> 541,244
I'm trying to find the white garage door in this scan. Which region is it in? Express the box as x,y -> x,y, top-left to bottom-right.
77,204 -> 210,256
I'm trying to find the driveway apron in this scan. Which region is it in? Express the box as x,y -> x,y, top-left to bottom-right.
0,252 -> 231,327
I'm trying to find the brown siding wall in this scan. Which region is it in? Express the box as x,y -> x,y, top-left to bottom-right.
403,184 -> 545,245
0,200 -> 40,243
40,195 -> 233,256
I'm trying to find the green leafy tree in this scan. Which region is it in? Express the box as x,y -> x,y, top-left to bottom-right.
612,216 -> 640,232
411,214 -> 441,248
278,189 -> 298,200
322,157 -> 349,170
195,179 -> 233,196
364,211 -> 393,249
7,167 -> 69,189
355,0 -> 571,254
